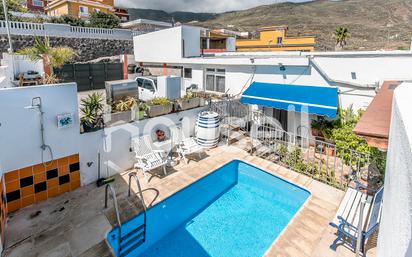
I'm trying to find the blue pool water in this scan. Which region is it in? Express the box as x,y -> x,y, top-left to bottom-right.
107,160 -> 310,257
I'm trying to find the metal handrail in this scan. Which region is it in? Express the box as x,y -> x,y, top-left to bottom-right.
104,184 -> 122,256
128,172 -> 148,244
128,172 -> 147,213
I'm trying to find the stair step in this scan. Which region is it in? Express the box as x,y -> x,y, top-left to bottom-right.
120,237 -> 145,257
121,224 -> 145,243
120,230 -> 145,250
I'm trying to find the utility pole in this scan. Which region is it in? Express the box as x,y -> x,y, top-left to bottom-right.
2,0 -> 16,85
2,0 -> 13,53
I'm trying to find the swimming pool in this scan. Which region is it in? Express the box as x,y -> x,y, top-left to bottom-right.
107,160 -> 310,257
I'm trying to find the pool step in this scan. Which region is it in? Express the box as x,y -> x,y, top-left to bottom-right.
120,237 -> 145,257
119,223 -> 146,257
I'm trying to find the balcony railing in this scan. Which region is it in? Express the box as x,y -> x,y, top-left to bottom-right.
210,99 -> 385,190
0,20 -> 133,40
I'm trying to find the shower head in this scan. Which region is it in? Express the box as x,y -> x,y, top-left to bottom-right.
24,97 -> 42,113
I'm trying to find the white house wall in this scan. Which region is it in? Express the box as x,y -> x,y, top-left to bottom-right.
181,63 -> 369,110
181,26 -> 201,58
0,82 -> 207,186
78,106 -> 208,185
377,82 -> 412,257
0,83 -> 80,173
133,26 -> 183,63
313,56 -> 412,86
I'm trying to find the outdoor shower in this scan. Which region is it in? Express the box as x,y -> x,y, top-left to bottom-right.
25,97 -> 54,166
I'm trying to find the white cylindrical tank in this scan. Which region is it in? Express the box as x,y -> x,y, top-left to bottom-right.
195,111 -> 220,148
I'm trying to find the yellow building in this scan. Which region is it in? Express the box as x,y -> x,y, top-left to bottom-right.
236,26 -> 315,52
45,0 -> 114,18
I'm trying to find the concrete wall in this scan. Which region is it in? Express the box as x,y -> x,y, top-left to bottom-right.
180,63 -> 373,110
313,56 -> 412,86
0,82 -> 208,186
0,54 -> 44,88
377,82 -> 412,257
0,83 -> 80,174
181,26 -> 201,58
133,26 -> 184,63
78,106 -> 208,185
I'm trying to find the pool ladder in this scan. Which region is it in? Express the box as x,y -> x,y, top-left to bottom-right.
104,174 -> 147,257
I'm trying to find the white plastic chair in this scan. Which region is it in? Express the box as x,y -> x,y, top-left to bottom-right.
171,127 -> 204,165
131,135 -> 168,182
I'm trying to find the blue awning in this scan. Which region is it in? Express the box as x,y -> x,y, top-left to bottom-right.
240,82 -> 338,118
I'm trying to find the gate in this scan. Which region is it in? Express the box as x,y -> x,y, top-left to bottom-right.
54,63 -> 124,91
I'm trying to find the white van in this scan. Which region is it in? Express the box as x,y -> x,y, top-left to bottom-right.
135,76 -> 158,101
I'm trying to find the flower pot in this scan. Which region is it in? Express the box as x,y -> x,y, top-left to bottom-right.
138,110 -> 145,120
146,104 -> 173,118
325,146 -> 335,156
104,110 -> 134,126
176,97 -> 200,111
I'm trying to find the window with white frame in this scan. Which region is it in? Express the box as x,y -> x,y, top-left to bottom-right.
79,6 -> 89,17
93,8 -> 100,13
32,0 -> 44,7
205,68 -> 225,93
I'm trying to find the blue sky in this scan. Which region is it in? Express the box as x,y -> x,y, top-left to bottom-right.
116,0 -> 312,13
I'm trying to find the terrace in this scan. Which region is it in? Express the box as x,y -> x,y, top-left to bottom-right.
1,89 -> 383,256
4,144 -> 375,257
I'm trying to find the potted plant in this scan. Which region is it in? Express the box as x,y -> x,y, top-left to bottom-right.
156,129 -> 166,142
176,91 -> 201,111
146,97 -> 173,118
137,102 -> 148,120
106,96 -> 137,126
80,93 -> 104,132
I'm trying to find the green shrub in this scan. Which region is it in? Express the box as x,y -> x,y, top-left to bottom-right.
50,15 -> 86,27
147,97 -> 171,106
88,12 -> 120,29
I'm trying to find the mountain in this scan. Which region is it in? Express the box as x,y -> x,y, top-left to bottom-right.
127,0 -> 412,51
127,9 -> 217,23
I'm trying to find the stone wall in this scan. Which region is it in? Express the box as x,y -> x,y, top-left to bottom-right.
0,35 -> 134,62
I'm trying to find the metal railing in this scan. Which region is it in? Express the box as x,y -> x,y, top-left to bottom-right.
128,172 -> 147,213
128,172 -> 147,244
104,184 -> 122,256
211,99 -> 385,190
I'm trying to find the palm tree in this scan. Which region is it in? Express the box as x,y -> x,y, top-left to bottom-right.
334,27 -> 349,50
17,36 -> 75,76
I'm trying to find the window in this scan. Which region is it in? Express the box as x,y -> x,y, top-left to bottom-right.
136,78 -> 143,87
93,8 -> 100,13
143,79 -> 155,91
32,0 -> 43,7
184,68 -> 192,79
205,68 -> 225,93
351,72 -> 357,80
277,37 -> 283,44
79,6 -> 89,17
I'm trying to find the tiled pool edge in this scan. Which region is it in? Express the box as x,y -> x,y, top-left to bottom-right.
233,158 -> 314,257
106,147 -> 345,257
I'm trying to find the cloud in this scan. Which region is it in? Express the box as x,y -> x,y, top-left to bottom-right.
115,0 -> 311,13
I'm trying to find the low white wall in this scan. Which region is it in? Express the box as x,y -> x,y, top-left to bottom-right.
79,106 -> 208,185
1,54 -> 44,87
0,82 -> 208,186
377,82 -> 412,257
0,83 -> 80,173
0,20 -> 133,40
